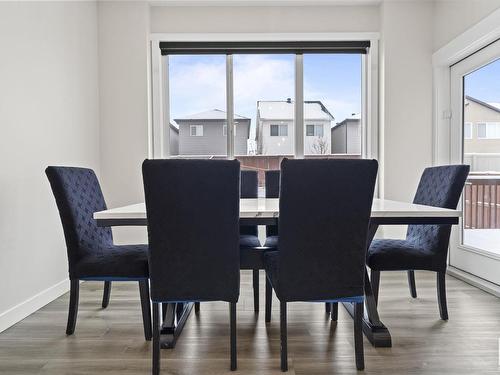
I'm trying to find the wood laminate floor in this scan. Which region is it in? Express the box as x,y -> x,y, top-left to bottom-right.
0,271 -> 499,374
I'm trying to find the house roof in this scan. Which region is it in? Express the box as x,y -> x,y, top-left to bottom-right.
331,113 -> 361,130
169,122 -> 179,133
488,102 -> 500,111
466,96 -> 500,114
174,109 -> 249,121
257,100 -> 334,121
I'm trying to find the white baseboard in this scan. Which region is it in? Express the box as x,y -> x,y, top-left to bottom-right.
0,278 -> 70,333
447,266 -> 500,298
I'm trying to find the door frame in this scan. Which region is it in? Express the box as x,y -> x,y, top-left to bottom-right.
432,8 -> 500,295
449,41 -> 500,288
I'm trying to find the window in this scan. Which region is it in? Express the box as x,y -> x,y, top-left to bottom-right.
306,124 -> 324,137
155,41 -> 370,180
477,122 -> 500,139
304,54 -> 362,155
270,124 -> 288,137
464,122 -> 472,139
168,54 -> 226,157
190,125 -> 203,137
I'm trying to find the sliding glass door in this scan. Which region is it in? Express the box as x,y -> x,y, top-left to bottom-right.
449,39 -> 500,286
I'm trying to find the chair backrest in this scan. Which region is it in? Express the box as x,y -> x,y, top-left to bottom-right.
45,166 -> 112,276
265,170 -> 280,237
142,159 -> 241,303
406,165 -> 470,266
240,170 -> 258,236
276,158 -> 378,302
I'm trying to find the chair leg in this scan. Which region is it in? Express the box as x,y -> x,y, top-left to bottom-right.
280,301 -> 288,372
265,277 -> 272,323
253,269 -> 259,313
66,279 -> 79,335
230,302 -> 237,371
370,269 -> 380,306
354,302 -> 365,370
139,280 -> 152,341
152,302 -> 161,375
437,272 -> 448,320
330,302 -> 338,321
325,302 -> 331,314
195,302 -> 200,313
407,270 -> 417,298
102,281 -> 111,308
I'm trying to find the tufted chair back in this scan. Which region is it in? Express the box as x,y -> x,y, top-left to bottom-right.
276,158 -> 378,302
143,159 -> 241,303
406,165 -> 469,269
46,167 -> 113,274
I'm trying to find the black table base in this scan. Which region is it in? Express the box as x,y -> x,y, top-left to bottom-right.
159,302 -> 194,349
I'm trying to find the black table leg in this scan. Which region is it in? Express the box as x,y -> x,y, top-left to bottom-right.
342,222 -> 392,347
160,302 -> 194,349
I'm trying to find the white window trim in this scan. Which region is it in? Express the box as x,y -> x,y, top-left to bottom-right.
306,124 -> 324,137
464,122 -> 473,139
270,124 -> 289,137
190,124 -> 203,137
476,122 -> 486,139
149,32 -> 379,163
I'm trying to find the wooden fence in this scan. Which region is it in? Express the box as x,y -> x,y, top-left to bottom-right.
464,174 -> 500,229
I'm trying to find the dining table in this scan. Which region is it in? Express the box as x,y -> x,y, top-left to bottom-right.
94,197 -> 461,349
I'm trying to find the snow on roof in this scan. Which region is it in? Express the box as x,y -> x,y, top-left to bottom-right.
488,102 -> 500,111
258,101 -> 334,121
174,109 -> 249,121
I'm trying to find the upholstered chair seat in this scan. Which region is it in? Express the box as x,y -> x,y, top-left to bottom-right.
367,239 -> 438,272
263,235 -> 278,249
239,234 -> 261,249
75,244 -> 149,280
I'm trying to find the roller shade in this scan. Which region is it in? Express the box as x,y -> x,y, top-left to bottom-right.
159,41 -> 370,55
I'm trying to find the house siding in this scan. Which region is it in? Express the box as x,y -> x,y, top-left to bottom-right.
331,119 -> 361,154
177,119 -> 250,156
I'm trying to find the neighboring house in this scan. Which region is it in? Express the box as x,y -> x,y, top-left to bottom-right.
174,109 -> 251,156
256,99 -> 334,155
169,123 -> 179,155
463,96 -> 500,173
464,96 -> 500,153
331,114 -> 361,154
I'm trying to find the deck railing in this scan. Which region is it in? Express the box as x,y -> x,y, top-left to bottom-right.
237,154 -> 362,187
464,173 -> 500,229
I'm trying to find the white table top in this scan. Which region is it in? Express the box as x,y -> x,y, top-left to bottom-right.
94,198 -> 461,221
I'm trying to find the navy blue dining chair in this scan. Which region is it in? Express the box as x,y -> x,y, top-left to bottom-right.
263,170 -> 280,322
367,165 -> 469,320
239,170 -> 263,313
142,159 -> 240,375
45,166 -> 151,340
264,158 -> 378,371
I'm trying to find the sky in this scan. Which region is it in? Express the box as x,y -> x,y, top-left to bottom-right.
464,57 -> 500,104
168,53 -> 362,138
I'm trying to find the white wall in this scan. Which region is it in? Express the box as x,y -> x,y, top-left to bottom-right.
98,1 -> 150,244
150,5 -> 380,33
0,2 -> 100,331
379,0 -> 434,202
433,0 -> 500,52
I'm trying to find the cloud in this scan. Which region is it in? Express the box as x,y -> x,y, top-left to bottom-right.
169,54 -> 361,133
